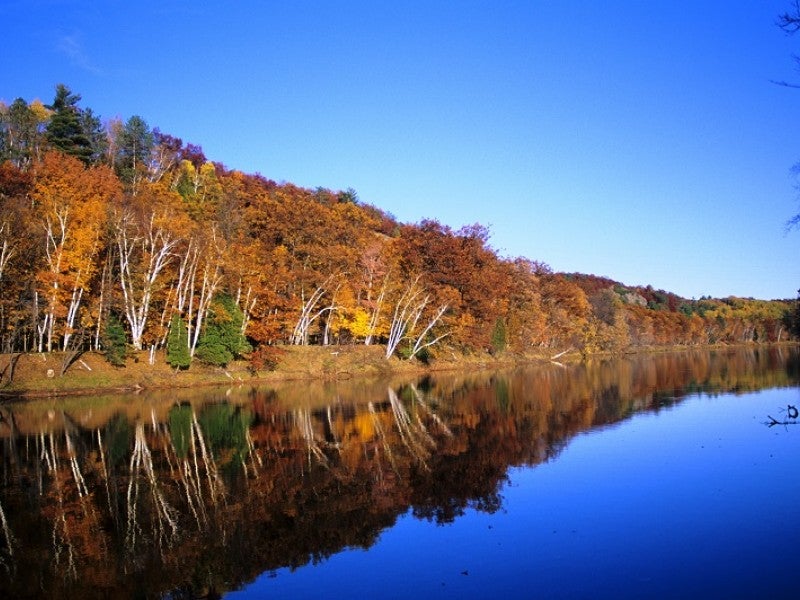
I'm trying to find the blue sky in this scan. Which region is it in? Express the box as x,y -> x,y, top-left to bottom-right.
3,0 -> 799,300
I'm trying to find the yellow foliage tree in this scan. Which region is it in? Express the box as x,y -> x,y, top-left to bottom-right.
31,151 -> 120,351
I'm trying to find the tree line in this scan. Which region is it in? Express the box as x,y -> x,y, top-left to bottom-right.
0,85 -> 797,369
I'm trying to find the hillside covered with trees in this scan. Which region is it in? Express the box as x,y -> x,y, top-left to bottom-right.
0,85 -> 798,372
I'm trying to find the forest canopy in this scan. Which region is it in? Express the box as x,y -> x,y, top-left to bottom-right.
0,85 -> 797,367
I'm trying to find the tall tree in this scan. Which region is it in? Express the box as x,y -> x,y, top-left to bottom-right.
0,98 -> 50,169
0,162 -> 36,351
397,220 -> 510,349
45,84 -> 93,164
115,115 -> 153,195
112,182 -> 187,351
31,151 -> 119,351
79,108 -> 107,165
165,225 -> 225,356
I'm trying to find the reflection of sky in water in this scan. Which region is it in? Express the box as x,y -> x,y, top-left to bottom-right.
231,388 -> 800,599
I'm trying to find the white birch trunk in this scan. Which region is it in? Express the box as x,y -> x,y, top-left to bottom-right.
93,256 -> 110,350
0,221 -> 15,284
365,275 -> 388,346
409,304 -> 450,359
188,253 -> 222,356
385,278 -> 426,358
42,209 -> 69,353
291,276 -> 337,345
115,210 -> 177,351
385,278 -> 449,359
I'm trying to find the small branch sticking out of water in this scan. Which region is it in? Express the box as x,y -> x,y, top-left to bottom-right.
765,405 -> 799,428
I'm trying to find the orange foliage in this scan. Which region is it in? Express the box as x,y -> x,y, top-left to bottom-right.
0,99 -> 795,357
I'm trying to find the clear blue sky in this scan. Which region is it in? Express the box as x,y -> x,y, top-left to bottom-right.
3,0 -> 799,300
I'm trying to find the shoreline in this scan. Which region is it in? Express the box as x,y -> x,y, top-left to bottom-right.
1,342 -> 797,400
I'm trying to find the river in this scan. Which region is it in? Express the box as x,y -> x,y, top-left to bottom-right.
1,346 -> 798,599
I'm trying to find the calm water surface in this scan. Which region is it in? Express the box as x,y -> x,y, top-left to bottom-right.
1,347 -> 798,599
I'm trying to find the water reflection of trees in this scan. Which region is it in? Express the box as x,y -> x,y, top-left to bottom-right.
0,346 -> 797,598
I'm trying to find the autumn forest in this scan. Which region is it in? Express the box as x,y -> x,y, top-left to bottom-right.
0,85 -> 798,371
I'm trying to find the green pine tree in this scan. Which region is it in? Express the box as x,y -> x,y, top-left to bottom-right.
79,107 -> 108,164
166,314 -> 192,369
490,317 -> 507,354
45,84 -> 93,164
115,115 -> 153,189
195,294 -> 251,366
102,314 -> 128,367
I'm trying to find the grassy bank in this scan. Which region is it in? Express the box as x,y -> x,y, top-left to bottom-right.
4,342 -> 793,399
0,345 -> 540,398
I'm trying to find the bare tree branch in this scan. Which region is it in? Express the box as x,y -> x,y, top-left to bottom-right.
778,0 -> 800,33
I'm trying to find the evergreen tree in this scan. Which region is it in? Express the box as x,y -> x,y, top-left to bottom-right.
45,84 -> 93,164
195,294 -> 251,366
116,115 -> 153,192
79,107 -> 108,165
490,317 -> 507,354
102,314 -> 128,367
167,314 -> 192,369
